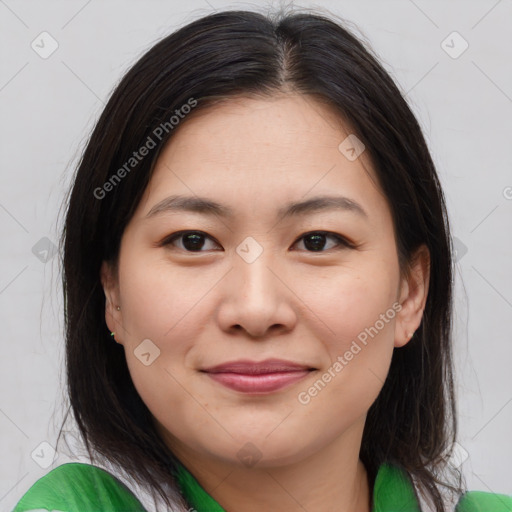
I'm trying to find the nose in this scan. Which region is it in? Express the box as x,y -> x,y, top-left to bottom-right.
216,250 -> 297,339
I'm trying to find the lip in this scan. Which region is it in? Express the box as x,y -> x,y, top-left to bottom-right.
200,359 -> 315,394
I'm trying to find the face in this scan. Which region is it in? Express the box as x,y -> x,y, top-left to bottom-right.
102,93 -> 429,470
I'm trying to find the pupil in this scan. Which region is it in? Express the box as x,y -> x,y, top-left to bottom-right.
304,234 -> 325,251
183,233 -> 204,251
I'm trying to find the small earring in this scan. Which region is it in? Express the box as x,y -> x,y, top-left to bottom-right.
116,306 -> 120,311
110,331 -> 115,337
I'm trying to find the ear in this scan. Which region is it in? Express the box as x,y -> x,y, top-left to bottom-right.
100,260 -> 122,343
394,244 -> 430,348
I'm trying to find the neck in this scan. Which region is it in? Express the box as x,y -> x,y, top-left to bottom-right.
167,417 -> 371,512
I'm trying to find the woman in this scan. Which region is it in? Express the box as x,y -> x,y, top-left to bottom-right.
13,6 -> 512,512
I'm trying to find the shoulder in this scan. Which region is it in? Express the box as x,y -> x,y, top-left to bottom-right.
455,490 -> 512,511
12,462 -> 147,512
375,463 -> 512,512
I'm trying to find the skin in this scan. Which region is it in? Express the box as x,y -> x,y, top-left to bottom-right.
101,93 -> 430,512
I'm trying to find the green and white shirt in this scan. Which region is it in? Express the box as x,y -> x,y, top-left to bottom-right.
13,461 -> 512,511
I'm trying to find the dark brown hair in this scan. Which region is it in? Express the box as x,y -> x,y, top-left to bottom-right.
57,5 -> 464,511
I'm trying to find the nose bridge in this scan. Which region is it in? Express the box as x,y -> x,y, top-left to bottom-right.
218,235 -> 295,337
234,237 -> 278,301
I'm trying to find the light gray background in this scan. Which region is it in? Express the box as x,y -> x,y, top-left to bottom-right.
1,0 -> 511,510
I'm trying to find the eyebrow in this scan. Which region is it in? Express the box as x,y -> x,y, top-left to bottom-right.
145,194 -> 368,220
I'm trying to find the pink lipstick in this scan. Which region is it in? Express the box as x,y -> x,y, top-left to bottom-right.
201,359 -> 314,394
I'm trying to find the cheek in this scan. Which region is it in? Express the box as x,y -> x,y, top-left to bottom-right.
295,258 -> 399,348
118,251 -> 210,340
293,260 -> 399,404
115,257 -> 196,399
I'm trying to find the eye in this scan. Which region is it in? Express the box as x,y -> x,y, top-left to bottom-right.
161,230 -> 353,253
292,231 -> 354,252
161,231 -> 221,252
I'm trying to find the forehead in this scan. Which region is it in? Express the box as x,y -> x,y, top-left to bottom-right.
165,93 -> 364,159
134,93 -> 386,222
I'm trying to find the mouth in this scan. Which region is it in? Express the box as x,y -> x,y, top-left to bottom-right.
200,359 -> 316,394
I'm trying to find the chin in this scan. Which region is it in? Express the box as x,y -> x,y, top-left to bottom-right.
201,432 -> 317,470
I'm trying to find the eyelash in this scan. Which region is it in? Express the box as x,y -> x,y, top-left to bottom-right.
160,230 -> 355,253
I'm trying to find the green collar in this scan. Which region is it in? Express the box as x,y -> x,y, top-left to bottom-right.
173,461 -> 421,511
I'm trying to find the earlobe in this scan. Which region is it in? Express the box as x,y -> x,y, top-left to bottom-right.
394,244 -> 430,348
